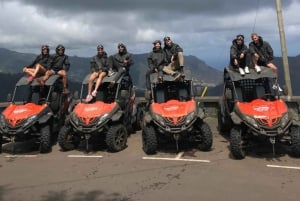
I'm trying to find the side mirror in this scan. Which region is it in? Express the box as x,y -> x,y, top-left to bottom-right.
73,91 -> 79,100
145,90 -> 152,100
7,93 -> 12,102
282,85 -> 288,96
120,90 -> 130,99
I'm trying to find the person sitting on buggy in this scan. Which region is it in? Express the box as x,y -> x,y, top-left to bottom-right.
23,45 -> 51,82
162,36 -> 185,80
146,40 -> 167,90
85,44 -> 109,102
230,34 -> 249,75
37,44 -> 70,94
108,43 -> 133,87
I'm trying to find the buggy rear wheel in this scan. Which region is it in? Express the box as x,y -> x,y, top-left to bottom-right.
196,121 -> 213,151
230,126 -> 245,159
58,125 -> 80,151
142,125 -> 157,155
106,124 -> 128,152
40,125 -> 51,153
290,126 -> 300,157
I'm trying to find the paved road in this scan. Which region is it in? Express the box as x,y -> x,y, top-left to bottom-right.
1,117 -> 300,201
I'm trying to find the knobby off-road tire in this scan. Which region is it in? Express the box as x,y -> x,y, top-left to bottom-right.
40,125 -> 51,153
197,121 -> 213,151
133,106 -> 144,131
0,134 -> 2,153
230,126 -> 245,159
290,126 -> 300,157
142,125 -> 157,155
217,109 -> 231,133
106,124 -> 128,152
58,125 -> 79,151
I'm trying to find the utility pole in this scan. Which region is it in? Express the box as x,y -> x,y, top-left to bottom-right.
275,0 -> 292,97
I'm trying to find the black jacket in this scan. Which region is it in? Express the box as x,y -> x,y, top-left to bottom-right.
110,47 -> 133,71
163,42 -> 183,63
147,47 -> 167,70
28,54 -> 51,69
249,36 -> 274,63
230,39 -> 248,66
49,54 -> 70,72
90,51 -> 109,72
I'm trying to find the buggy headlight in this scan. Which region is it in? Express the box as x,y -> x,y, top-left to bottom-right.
281,113 -> 289,127
154,114 -> 165,126
70,113 -> 79,125
245,115 -> 259,128
185,112 -> 195,125
97,113 -> 109,125
23,115 -> 37,127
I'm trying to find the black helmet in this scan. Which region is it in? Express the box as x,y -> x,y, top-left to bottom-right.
56,44 -> 65,53
97,44 -> 104,50
41,45 -> 49,53
163,36 -> 171,41
117,43 -> 126,49
153,40 -> 161,45
236,34 -> 244,40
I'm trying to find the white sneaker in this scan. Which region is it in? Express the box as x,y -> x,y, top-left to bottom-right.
85,94 -> 93,103
108,70 -> 115,77
238,68 -> 245,75
244,66 -> 250,74
255,65 -> 261,73
272,84 -> 283,92
92,90 -> 97,97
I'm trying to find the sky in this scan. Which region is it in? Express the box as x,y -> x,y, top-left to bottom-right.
0,0 -> 299,70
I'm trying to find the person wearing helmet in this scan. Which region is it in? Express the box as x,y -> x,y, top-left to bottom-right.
146,40 -> 167,90
37,44 -> 70,94
230,34 -> 249,75
162,36 -> 184,80
85,44 -> 109,103
23,45 -> 51,82
108,43 -> 133,87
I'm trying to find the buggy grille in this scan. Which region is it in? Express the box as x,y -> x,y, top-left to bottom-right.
256,117 -> 280,127
165,116 -> 185,126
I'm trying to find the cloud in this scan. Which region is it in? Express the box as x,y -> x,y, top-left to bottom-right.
0,0 -> 299,68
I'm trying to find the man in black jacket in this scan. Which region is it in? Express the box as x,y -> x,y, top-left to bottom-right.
230,34 -> 249,75
146,40 -> 167,90
23,45 -> 51,82
85,44 -> 109,102
162,36 -> 184,80
109,43 -> 133,87
249,33 -> 277,75
37,44 -> 70,94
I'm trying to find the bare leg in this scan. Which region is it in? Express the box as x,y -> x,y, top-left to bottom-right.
32,64 -> 46,77
267,62 -> 278,77
93,71 -> 107,96
87,72 -> 99,95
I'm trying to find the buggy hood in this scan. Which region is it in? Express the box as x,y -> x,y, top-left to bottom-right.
73,101 -> 116,124
151,99 -> 196,118
2,103 -> 47,127
236,99 -> 288,126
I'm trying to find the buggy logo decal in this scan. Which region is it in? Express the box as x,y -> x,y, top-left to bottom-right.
84,107 -> 98,112
13,108 -> 28,114
253,106 -> 269,112
164,106 -> 179,111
